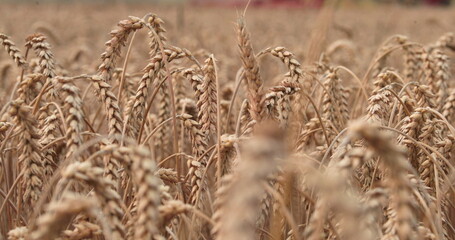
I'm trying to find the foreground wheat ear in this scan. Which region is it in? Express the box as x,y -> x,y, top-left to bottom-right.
0,6 -> 455,240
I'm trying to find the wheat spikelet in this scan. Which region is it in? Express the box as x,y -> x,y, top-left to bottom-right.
402,45 -> 422,82
321,69 -> 350,129
89,75 -> 123,140
56,78 -> 85,161
413,84 -> 436,108
0,33 -> 27,68
9,100 -> 44,207
17,73 -> 44,105
37,105 -> 59,178
178,113 -> 208,207
98,16 -> 144,82
198,55 -> 217,137
125,47 -> 192,137
263,80 -> 300,128
237,16 -> 263,122
431,50 -> 449,109
155,77 -> 171,156
442,88 -> 455,122
130,145 -> 162,240
25,33 -> 57,98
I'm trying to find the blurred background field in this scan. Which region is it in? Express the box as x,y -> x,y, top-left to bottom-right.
0,0 -> 454,83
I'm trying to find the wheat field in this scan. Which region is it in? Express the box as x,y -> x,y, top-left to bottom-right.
0,2 -> 455,240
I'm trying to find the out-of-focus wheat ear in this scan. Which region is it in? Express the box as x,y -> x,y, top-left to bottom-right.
98,16 -> 144,83
9,100 -> 44,208
159,200 -> 192,227
237,16 -> 263,123
62,218 -> 102,240
220,85 -> 234,133
25,33 -> 57,99
7,226 -> 28,240
214,124 -> 284,240
370,35 -> 408,79
211,173 -> 233,238
421,50 -> 446,109
428,32 -> 454,52
442,88 -> 455,122
0,33 -> 27,68
130,145 -> 162,239
402,45 -> 422,82
198,55 -> 217,137
349,121 -> 420,240
60,161 -> 126,239
29,194 -> 98,240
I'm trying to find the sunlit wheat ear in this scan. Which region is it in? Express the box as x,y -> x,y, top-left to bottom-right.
98,16 -> 144,83
178,113 -> 208,208
56,78 -> 85,161
237,16 -> 263,123
16,73 -> 43,105
89,75 -> 123,140
9,100 -> 44,208
442,88 -> 455,122
25,33 -> 57,98
321,69 -> 349,129
146,13 -> 167,57
413,84 -> 436,108
0,33 -> 27,68
130,146 -> 162,240
262,80 -> 300,128
198,55 -> 217,137
365,87 -> 393,125
125,47 -> 192,138
37,105 -> 59,178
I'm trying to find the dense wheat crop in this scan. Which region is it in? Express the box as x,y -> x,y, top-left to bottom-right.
0,2 -> 455,240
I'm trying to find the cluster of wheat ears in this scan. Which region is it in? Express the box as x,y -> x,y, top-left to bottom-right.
0,8 -> 455,240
